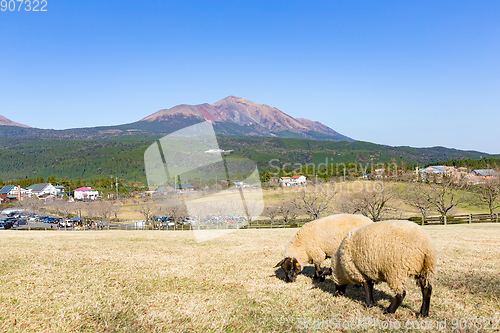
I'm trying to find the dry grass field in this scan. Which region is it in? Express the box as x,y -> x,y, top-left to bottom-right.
1,223 -> 499,332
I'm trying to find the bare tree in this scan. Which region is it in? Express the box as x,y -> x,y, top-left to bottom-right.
337,181 -> 396,221
164,202 -> 187,229
293,182 -> 337,221
110,201 -> 121,222
136,201 -> 156,229
51,200 -> 73,220
84,202 -> 104,229
19,197 -> 43,231
415,176 -> 468,219
73,202 -> 85,219
279,201 -> 299,224
96,201 -> 115,230
469,176 -> 500,215
263,204 -> 280,224
402,183 -> 433,221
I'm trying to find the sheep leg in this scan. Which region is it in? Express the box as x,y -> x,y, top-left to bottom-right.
419,284 -> 432,317
313,263 -> 325,282
363,280 -> 375,308
334,284 -> 347,296
386,290 -> 406,314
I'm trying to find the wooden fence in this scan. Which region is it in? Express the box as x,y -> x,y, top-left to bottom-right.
33,213 -> 500,231
410,213 -> 500,226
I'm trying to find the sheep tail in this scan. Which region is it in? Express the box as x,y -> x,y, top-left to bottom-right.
415,250 -> 436,288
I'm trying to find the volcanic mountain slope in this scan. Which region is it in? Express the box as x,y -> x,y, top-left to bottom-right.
0,115 -> 31,128
0,96 -> 352,141
140,96 -> 353,141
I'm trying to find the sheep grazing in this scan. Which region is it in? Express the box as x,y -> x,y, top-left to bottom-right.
330,220 -> 436,317
274,214 -> 373,283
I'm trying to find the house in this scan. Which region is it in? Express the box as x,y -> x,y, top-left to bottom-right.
290,175 -> 307,185
421,166 -> 447,175
54,185 -> 65,195
0,185 -> 29,201
279,177 -> 291,186
154,186 -> 174,195
26,183 -> 54,198
167,184 -> 195,193
26,183 -> 59,198
74,187 -> 100,200
471,169 -> 498,178
280,175 -> 307,186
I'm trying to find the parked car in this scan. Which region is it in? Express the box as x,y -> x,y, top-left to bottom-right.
0,221 -> 13,229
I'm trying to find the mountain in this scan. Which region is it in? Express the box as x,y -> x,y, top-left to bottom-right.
0,96 -> 352,141
140,96 -> 352,141
0,115 -> 31,128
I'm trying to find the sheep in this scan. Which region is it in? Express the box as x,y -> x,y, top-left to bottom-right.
330,220 -> 436,317
274,214 -> 373,283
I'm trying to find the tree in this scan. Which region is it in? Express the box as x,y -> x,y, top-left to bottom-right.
279,201 -> 299,224
136,201 -> 156,229
110,201 -> 121,222
263,204 -> 280,224
19,196 -> 43,231
401,183 -> 433,221
50,200 -> 73,221
469,176 -> 500,215
293,182 -> 337,221
337,181 -> 397,221
164,202 -> 187,229
95,201 -> 116,230
412,176 -> 468,219
261,171 -> 271,183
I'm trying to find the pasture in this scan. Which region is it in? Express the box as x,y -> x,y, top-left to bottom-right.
0,223 -> 499,332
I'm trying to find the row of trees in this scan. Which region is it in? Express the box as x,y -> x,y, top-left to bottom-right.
263,175 -> 500,222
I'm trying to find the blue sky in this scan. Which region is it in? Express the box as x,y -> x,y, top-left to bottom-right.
0,1 -> 499,153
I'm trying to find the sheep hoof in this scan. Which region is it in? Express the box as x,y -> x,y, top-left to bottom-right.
334,284 -> 347,296
384,307 -> 396,314
419,310 -> 429,318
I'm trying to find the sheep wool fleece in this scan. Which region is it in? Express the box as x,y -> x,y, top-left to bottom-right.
285,214 -> 373,266
333,220 -> 436,295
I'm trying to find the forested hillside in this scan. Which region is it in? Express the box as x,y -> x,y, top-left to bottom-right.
0,136 -> 497,185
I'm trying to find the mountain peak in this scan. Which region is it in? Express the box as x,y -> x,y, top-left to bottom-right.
216,95 -> 252,104
0,115 -> 31,128
140,96 -> 353,142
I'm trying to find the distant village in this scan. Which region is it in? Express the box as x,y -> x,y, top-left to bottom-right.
0,184 -> 99,203
0,165 -> 497,205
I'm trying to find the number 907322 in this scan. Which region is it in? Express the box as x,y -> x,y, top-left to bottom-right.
1,0 -> 47,11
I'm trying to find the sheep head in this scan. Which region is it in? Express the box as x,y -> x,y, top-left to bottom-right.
274,257 -> 302,282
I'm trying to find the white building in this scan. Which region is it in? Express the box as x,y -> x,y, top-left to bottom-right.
290,175 -> 307,185
279,177 -> 291,186
26,183 -> 59,198
280,175 -> 307,186
74,187 -> 100,200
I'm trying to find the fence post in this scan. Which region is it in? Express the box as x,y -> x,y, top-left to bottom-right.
469,214 -> 472,224
421,215 -> 425,226
497,213 -> 499,223
443,215 -> 447,225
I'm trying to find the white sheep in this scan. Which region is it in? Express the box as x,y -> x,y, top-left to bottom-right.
330,220 -> 436,317
274,214 -> 373,282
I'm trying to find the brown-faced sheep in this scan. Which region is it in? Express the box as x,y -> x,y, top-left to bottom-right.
330,220 -> 436,317
274,214 -> 373,283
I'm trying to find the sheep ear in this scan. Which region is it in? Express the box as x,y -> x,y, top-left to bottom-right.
274,258 -> 286,268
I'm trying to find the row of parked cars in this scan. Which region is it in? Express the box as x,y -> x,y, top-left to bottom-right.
0,210 -> 63,229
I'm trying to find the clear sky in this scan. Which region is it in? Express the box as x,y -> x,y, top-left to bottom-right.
0,1 -> 499,153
